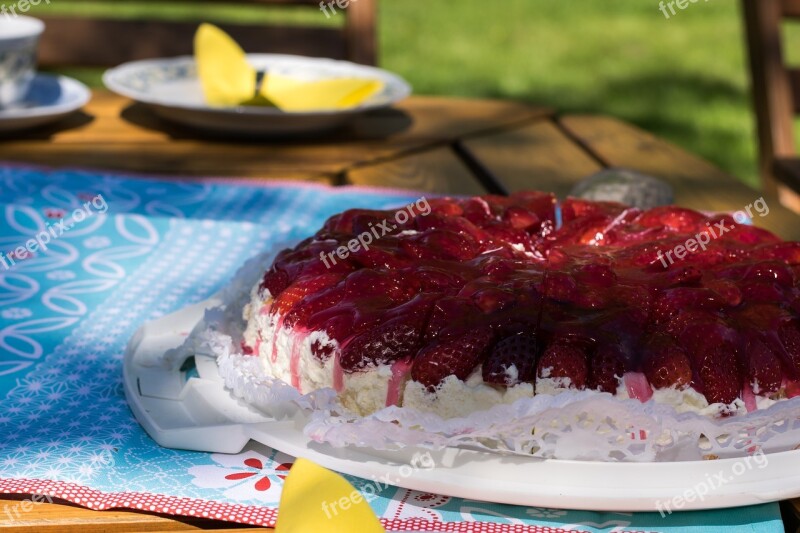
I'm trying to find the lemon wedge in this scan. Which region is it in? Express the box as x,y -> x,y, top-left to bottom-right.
262,74 -> 383,112
275,458 -> 384,533
194,23 -> 256,106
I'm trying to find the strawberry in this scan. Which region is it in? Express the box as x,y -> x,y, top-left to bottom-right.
460,197 -> 494,224
746,338 -> 782,394
634,206 -> 708,233
651,288 -> 725,327
483,224 -> 536,254
351,246 -> 410,270
324,208 -> 389,234
428,199 -> 464,217
752,242 -> 800,264
612,240 -> 675,269
343,268 -> 417,302
681,322 -> 741,404
561,198 -> 626,222
415,212 -> 488,239
778,321 -> 800,379
259,267 -> 289,298
544,213 -> 608,249
613,282 -> 656,314
471,287 -> 516,313
543,272 -> 578,303
666,311 -> 726,342
573,288 -> 609,310
694,351 -> 740,405
641,335 -> 692,389
414,267 -> 466,292
576,263 -> 617,288
478,256 -> 519,280
536,339 -> 588,389
723,224 -> 780,246
706,279 -> 742,307
666,266 -> 703,286
312,312 -> 380,347
739,282 -> 785,304
503,206 -> 540,231
511,191 -> 557,225
340,317 -> 425,372
424,297 -> 482,340
271,274 -> 342,315
742,261 -> 795,286
482,332 -> 538,386
588,344 -> 627,393
291,251 -> 355,278
351,213 -> 387,235
339,295 -> 435,371
412,328 -> 495,391
283,286 -> 346,328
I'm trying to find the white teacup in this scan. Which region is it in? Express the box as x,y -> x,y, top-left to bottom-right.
0,16 -> 44,108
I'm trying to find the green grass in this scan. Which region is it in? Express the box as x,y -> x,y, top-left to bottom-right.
33,0 -> 800,187
380,0 -> 771,188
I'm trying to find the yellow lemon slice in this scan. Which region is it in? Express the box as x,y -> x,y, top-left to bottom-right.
275,458 -> 384,533
194,23 -> 256,107
262,73 -> 383,112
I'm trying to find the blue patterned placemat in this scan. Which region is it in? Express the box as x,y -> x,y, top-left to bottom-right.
0,165 -> 786,532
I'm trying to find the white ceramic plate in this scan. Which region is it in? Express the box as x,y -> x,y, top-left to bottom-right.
103,54 -> 412,135
123,297 -> 800,512
0,73 -> 90,132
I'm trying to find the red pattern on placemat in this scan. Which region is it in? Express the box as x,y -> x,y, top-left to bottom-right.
0,478 -> 591,532
380,519 -> 590,532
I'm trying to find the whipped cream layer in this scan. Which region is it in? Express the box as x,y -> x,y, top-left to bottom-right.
243,287 -> 537,417
243,287 -> 782,419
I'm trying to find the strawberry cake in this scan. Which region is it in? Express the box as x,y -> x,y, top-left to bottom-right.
241,192 -> 800,418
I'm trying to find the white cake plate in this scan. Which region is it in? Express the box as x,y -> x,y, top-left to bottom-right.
124,298 -> 800,512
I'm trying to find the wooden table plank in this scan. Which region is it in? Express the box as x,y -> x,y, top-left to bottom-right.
0,496 -> 265,532
460,119 -> 603,196
559,114 -> 800,241
346,146 -> 487,195
0,93 -> 551,182
787,499 -> 800,532
0,144 -> 337,183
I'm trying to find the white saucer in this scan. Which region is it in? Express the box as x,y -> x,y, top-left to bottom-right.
0,73 -> 90,133
103,54 -> 412,136
124,297 -> 800,512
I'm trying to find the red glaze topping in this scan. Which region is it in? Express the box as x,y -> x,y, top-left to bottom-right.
259,192 -> 800,406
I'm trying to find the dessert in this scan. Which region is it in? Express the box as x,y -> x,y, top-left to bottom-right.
241,192 -> 800,418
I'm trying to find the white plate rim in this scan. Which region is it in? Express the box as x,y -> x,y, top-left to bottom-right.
103,53 -> 412,117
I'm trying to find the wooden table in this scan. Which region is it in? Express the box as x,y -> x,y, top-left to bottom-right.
1,91 -> 799,531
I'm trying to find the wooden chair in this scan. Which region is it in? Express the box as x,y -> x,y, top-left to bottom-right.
742,0 -> 800,213
37,0 -> 378,68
